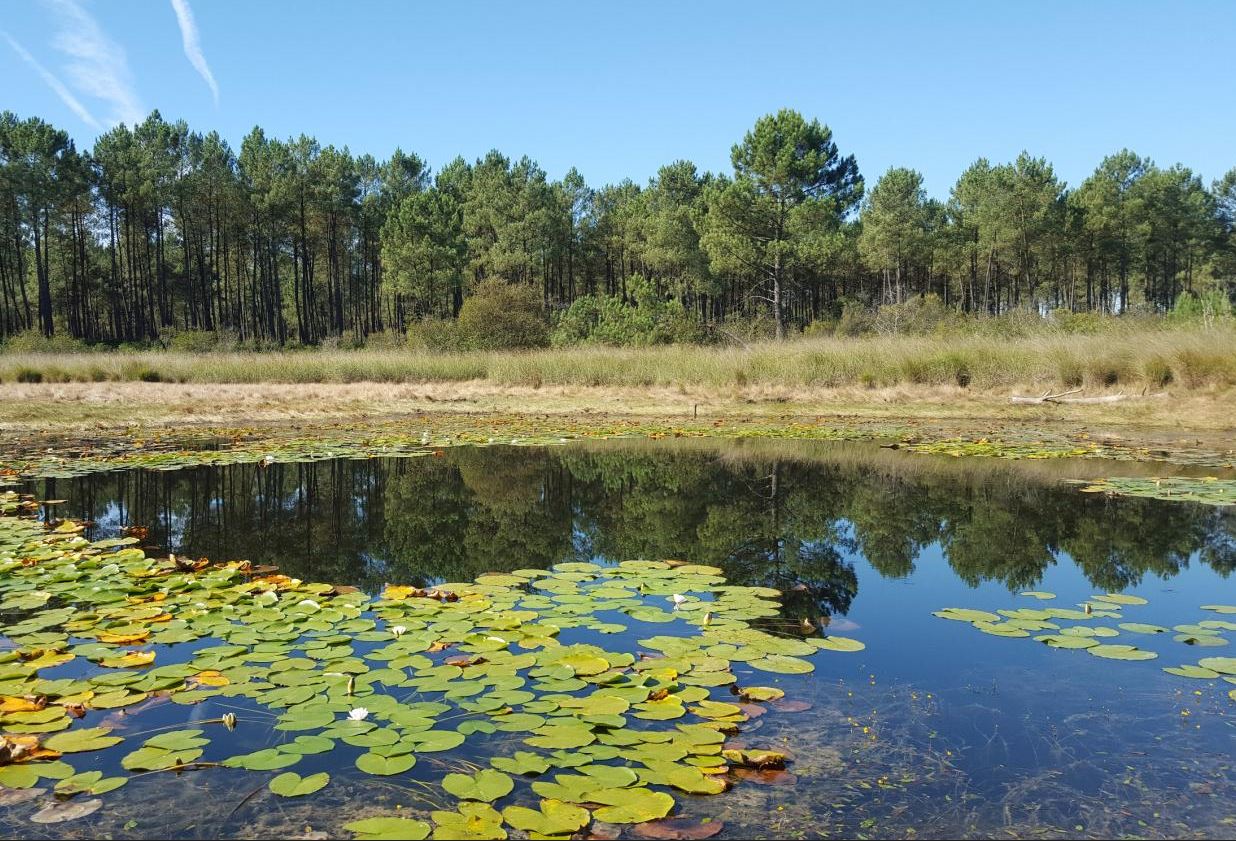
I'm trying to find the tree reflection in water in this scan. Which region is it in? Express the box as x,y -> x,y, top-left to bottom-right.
30,441 -> 1236,618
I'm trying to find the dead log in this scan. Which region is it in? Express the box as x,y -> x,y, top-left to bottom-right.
1009,390 -> 1167,405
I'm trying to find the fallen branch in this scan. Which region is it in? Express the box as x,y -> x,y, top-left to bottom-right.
1010,389 -> 1168,405
1009,388 -> 1083,404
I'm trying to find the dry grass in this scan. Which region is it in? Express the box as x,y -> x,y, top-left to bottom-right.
2,326 -> 1234,391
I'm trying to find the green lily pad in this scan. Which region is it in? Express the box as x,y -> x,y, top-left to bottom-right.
502,799 -> 590,836
343,816 -> 432,840
442,769 -> 514,802
934,608 -> 1000,623
42,726 -> 122,753
356,752 -> 416,776
1198,657 -> 1236,675
1088,644 -> 1157,661
269,771 -> 329,797
748,655 -> 813,674
591,787 -> 676,823
1164,665 -> 1221,678
1118,623 -> 1168,634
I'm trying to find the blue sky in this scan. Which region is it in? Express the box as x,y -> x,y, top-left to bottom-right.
3,0 -> 1234,198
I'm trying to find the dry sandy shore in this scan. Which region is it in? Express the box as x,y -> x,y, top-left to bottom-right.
1,380 -> 1233,443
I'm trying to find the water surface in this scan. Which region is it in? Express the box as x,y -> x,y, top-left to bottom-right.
9,439 -> 1236,839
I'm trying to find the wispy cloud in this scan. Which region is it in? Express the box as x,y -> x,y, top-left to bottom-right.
3,30 -> 101,129
46,0 -> 144,127
169,0 -> 218,105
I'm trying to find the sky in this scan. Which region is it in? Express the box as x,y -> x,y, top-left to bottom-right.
3,0 -> 1234,199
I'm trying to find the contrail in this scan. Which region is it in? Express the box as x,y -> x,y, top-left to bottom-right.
170,0 -> 219,106
3,30 -> 101,129
46,0 -> 145,127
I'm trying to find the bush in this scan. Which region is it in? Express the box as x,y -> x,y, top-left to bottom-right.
835,299 -> 875,337
872,295 -> 952,336
14,367 -> 43,383
3,329 -> 87,353
407,317 -> 466,352
1050,308 -> 1105,334
551,275 -> 704,347
1170,290 -> 1232,325
456,279 -> 548,350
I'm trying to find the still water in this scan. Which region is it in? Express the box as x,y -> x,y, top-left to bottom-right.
9,439 -> 1236,839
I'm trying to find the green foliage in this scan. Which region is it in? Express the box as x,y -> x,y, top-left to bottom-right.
455,278 -> 548,350
2,329 -> 87,353
551,276 -> 703,347
407,317 -> 466,352
1170,290 -> 1232,323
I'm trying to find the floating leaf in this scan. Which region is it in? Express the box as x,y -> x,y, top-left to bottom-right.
748,655 -> 813,674
490,751 -> 551,776
632,818 -> 725,839
54,771 -> 126,796
29,798 -> 102,824
592,788 -> 676,824
1118,623 -> 1168,635
1198,657 -> 1236,675
42,726 -> 122,753
933,608 -> 1000,623
1088,644 -> 1156,661
343,816 -> 432,840
503,799 -> 591,836
814,635 -> 865,652
356,752 -> 416,776
429,802 -> 507,840
1164,665 -> 1221,679
443,769 -> 514,802
269,771 -> 329,797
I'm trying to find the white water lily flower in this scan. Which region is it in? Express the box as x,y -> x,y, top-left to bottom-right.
669,593 -> 687,607
390,625 -> 408,637
348,708 -> 370,721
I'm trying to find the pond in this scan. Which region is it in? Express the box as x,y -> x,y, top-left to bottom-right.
2,438 -> 1235,839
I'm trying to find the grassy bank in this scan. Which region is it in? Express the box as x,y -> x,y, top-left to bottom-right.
3,326 -> 1235,391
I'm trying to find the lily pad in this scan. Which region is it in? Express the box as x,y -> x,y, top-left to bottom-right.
269,771 -> 329,797
442,769 -> 514,802
343,816 -> 432,840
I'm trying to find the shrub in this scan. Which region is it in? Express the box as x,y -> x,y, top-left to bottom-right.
1170,290 -> 1232,326
407,317 -> 465,352
550,275 -> 704,348
14,367 -> 43,383
1143,356 -> 1174,388
1174,348 -> 1236,387
872,295 -> 951,336
3,329 -> 87,353
456,279 -> 548,350
1050,308 -> 1105,334
835,299 -> 875,337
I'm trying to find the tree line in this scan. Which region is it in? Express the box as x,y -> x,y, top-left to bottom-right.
2,107 -> 1234,346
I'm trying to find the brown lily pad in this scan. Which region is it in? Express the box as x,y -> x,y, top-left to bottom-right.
30,798 -> 102,823
586,822 -> 623,840
633,818 -> 725,839
770,699 -> 812,713
0,786 -> 45,806
733,768 -> 797,786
